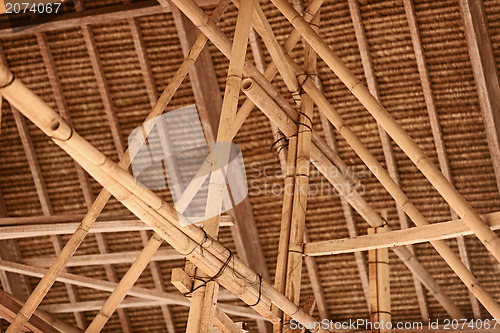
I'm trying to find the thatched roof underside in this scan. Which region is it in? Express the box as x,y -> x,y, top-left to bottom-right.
0,0 -> 499,332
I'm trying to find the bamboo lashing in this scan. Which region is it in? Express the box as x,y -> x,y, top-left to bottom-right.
74,0 -> 330,328
269,0 -> 500,271
2,1 -> 232,331
0,64 -> 337,333
236,0 -> 500,317
4,77 -> 276,324
186,1 -> 255,331
240,77 -> 462,319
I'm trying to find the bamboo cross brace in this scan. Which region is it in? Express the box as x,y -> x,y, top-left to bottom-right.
6,80 -> 276,324
269,0 -> 500,266
186,1 -> 255,331
229,1 -> 500,317
0,65 -> 335,333
2,1 -> 231,331
240,77 -> 462,320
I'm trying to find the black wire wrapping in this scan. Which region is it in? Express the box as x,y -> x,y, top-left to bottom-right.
182,249 -> 265,308
248,274 -> 262,307
0,72 -> 15,89
183,249 -> 233,298
271,72 -> 320,156
184,229 -> 209,257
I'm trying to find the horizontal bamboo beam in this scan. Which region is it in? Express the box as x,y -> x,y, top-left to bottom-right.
0,216 -> 233,240
269,0 -> 500,265
0,0 -> 220,37
0,260 -> 256,319
305,211 -> 500,256
0,64 -> 328,331
23,249 -> 184,268
40,297 -> 174,313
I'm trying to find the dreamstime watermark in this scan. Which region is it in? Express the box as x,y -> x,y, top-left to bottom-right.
128,105 -> 248,226
248,162 -> 376,197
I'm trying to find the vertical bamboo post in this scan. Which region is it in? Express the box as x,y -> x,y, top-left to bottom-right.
268,0 -> 500,264
368,211 -> 391,333
240,78 -> 464,319
0,64 -> 339,333
2,2 -> 231,331
238,0 -> 500,317
284,8 -> 319,320
186,1 -> 255,332
273,136 -> 298,333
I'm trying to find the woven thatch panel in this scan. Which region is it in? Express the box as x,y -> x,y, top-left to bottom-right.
1,0 -> 500,331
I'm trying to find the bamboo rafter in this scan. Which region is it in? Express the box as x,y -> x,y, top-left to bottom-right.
1,0 -> 499,331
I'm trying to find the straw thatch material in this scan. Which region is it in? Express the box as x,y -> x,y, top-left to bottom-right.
1,0 -> 500,331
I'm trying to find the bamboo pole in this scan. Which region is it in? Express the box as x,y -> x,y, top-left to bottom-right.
188,1 -> 255,331
2,2 -> 231,331
273,135 -> 298,333
304,211 -> 500,256
0,65 -> 335,333
368,225 -> 391,333
269,0 -> 500,266
235,1 -> 500,317
240,78 -> 463,319
284,10 -> 318,325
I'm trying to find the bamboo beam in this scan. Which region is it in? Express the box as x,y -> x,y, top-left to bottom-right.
186,1 -> 255,331
10,107 -> 86,328
256,0 -> 500,318
170,5 -> 223,142
284,6 -> 317,325
36,32 -> 95,209
41,297 -> 179,313
82,1 -> 232,330
0,218 -> 232,240
0,214 -> 233,230
24,248 -> 184,268
458,0 -> 500,193
269,0 -> 500,267
305,211 -> 500,256
1,1 -> 231,329
0,191 -> 31,303
347,0 -> 428,320
169,7 -> 270,332
368,225 -> 391,333
141,3 -> 268,331
403,0 -> 481,318
38,29 -> 138,329
245,10 -> 328,319
0,63 -> 333,332
0,0 -> 220,38
0,290 -> 77,333
164,3 -> 465,318
241,77 -> 462,319
0,260 -> 255,320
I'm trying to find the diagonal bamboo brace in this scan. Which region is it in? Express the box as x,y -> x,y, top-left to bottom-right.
269,0 -> 500,267
0,1 -> 232,330
0,62 -> 339,333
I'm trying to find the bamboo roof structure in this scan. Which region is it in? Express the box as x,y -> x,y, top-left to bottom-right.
0,0 -> 499,332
